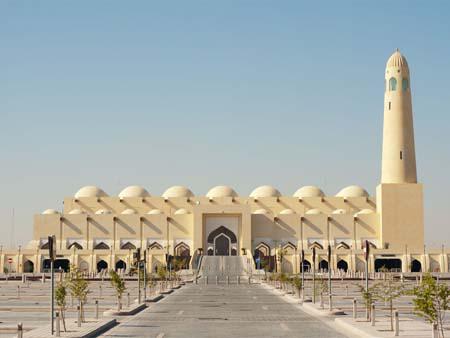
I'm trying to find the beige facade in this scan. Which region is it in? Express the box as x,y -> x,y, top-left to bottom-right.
1,50 -> 446,275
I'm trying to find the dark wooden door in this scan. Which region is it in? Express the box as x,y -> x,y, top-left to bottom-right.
215,235 -> 229,256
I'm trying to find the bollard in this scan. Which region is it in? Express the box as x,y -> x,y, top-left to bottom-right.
127,292 -> 130,307
371,303 -> 375,326
237,276 -> 240,285
77,305 -> 81,327
345,285 -> 348,297
432,323 -> 438,338
17,323 -> 23,338
195,273 -> 198,284
99,285 -> 102,298
227,276 -> 229,285
22,274 -> 26,283
248,277 -> 251,285
216,276 -> 218,285
394,310 -> 399,336
320,292 -> 324,309
352,298 -> 357,319
42,273 -> 45,283
17,285 -> 20,298
95,300 -> 99,320
55,311 -> 61,337
328,294 -> 333,311
205,276 -> 208,285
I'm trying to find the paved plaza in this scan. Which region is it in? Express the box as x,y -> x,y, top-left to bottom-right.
100,282 -> 348,338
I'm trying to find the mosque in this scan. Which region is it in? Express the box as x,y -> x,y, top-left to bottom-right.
1,50 -> 448,275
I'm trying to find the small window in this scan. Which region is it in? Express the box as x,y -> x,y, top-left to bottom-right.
389,77 -> 397,91
402,78 -> 409,91
400,151 -> 403,160
388,102 -> 391,110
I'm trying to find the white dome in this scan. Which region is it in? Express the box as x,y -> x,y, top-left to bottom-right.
250,185 -> 281,198
305,209 -> 322,215
174,208 -> 190,215
206,185 -> 238,198
162,186 -> 194,198
95,209 -> 112,215
279,209 -> 295,215
386,49 -> 409,72
147,209 -> 163,215
336,185 -> 369,198
119,186 -> 150,198
121,209 -> 137,215
332,209 -> 347,215
253,209 -> 270,215
69,209 -> 85,215
75,186 -> 108,198
293,186 -> 324,198
42,209 -> 59,215
354,209 -> 375,216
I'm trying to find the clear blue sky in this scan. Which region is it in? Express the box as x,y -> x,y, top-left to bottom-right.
1,1 -> 449,248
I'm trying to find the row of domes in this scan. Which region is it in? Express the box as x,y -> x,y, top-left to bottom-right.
42,207 -> 374,216
74,185 -> 369,199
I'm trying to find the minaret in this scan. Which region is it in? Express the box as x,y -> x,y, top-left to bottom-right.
377,50 -> 423,254
381,49 -> 417,183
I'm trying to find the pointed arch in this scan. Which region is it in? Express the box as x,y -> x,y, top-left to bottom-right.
94,242 -> 109,250
148,242 -> 163,251
174,242 -> 190,257
337,259 -> 348,272
68,242 -> 83,250
254,242 -> 271,257
282,242 -> 296,255
120,241 -> 136,250
319,259 -> 328,271
411,259 -> 422,272
336,242 -> 350,250
115,260 -> 126,271
309,241 -> 323,250
389,77 -> 397,91
40,242 -> 49,249
97,260 -> 108,272
207,226 -> 237,244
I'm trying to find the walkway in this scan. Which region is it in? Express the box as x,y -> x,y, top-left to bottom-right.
100,282 -> 347,338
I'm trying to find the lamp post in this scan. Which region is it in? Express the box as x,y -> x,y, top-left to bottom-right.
48,235 -> 56,335
364,240 -> 370,294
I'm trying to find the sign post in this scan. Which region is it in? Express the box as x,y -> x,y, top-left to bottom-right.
48,235 -> 56,335
143,250 -> 147,301
134,248 -> 141,304
301,249 -> 305,298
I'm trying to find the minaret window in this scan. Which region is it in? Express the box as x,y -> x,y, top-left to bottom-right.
389,102 -> 391,110
400,151 -> 403,160
389,77 -> 397,91
402,78 -> 409,91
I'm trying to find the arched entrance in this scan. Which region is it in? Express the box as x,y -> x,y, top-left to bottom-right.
23,260 -> 34,273
207,226 -> 237,256
97,260 -> 108,272
115,260 -> 126,271
215,234 -> 230,256
319,259 -> 328,272
375,258 -> 402,272
300,259 -> 311,272
411,259 -> 422,272
337,260 -> 348,272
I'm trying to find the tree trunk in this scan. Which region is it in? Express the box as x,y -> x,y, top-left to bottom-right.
60,306 -> 67,332
390,299 -> 393,331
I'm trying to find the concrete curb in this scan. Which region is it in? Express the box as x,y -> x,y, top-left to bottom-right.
334,318 -> 380,338
80,319 -> 117,338
103,303 -> 147,317
145,294 -> 164,302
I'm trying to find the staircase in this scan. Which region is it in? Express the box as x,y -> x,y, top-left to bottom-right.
199,256 -> 251,278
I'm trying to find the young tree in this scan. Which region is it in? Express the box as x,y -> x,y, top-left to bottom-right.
357,284 -> 375,321
372,279 -> 405,331
109,269 -> 126,311
55,281 -> 67,331
412,274 -> 450,337
291,276 -> 302,298
66,265 -> 89,322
